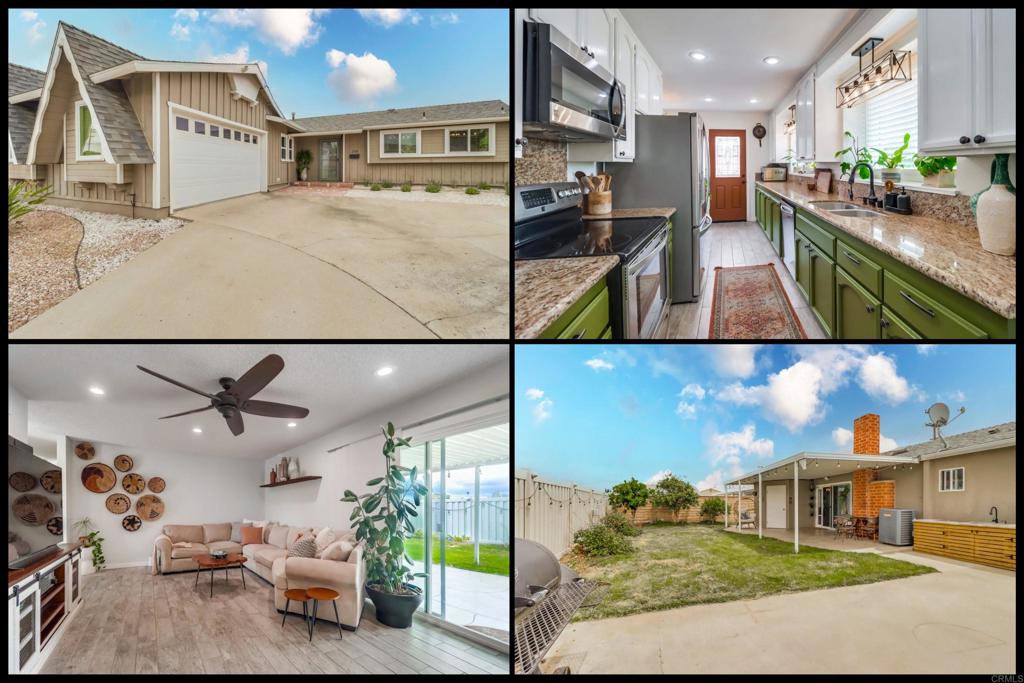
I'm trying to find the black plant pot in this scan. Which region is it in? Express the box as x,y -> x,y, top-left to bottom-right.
366,582 -> 424,628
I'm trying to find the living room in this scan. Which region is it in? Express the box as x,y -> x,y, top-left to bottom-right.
8,344 -> 509,674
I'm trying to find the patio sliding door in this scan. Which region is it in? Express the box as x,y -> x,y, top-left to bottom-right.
816,483 -> 851,529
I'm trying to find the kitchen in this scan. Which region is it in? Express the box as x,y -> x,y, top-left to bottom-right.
513,9 -> 1016,339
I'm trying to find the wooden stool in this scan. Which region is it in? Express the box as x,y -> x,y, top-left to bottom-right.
306,587 -> 343,642
282,588 -> 313,638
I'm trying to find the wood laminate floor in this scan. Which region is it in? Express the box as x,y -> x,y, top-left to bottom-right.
40,567 -> 509,675
658,221 -> 827,339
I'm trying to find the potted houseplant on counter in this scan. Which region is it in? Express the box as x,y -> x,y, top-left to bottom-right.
296,149 -> 312,182
872,132 -> 911,184
72,518 -> 106,572
913,153 -> 957,188
835,131 -> 873,180
341,422 -> 427,628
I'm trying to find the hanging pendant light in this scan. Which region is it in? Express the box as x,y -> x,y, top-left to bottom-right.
836,37 -> 912,109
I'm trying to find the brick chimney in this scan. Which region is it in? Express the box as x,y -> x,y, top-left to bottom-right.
853,413 -> 880,455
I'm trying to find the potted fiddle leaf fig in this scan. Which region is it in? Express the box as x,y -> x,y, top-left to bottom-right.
872,132 -> 911,183
296,149 -> 312,182
913,153 -> 957,188
341,422 -> 427,628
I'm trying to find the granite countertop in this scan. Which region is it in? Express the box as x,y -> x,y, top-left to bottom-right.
914,519 -> 1015,529
515,257 -> 619,339
583,207 -> 677,220
756,180 -> 1016,319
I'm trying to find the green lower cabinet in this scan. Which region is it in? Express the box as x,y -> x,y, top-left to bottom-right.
600,326 -> 612,339
883,272 -> 988,339
794,231 -> 812,302
808,241 -> 836,337
835,267 -> 881,339
880,305 -> 922,339
538,278 -> 610,339
771,200 -> 783,256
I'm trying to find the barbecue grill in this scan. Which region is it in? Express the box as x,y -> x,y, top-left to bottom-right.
514,538 -> 605,674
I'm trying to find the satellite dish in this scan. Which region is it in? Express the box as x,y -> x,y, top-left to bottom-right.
926,403 -> 950,426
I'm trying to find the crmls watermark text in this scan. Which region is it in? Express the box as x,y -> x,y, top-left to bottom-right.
991,676 -> 1022,682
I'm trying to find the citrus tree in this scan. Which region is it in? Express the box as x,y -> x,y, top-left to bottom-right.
607,478 -> 650,521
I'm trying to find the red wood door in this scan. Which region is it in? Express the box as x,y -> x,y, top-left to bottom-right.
709,129 -> 746,222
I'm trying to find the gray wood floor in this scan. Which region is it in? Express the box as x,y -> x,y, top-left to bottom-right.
659,221 -> 827,339
39,566 -> 509,675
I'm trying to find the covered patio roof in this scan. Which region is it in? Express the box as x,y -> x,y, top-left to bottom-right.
725,452 -> 919,487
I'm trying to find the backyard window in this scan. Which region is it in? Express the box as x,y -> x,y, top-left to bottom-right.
381,130 -> 419,156
223,127 -> 231,139
210,124 -> 219,137
76,102 -> 103,160
194,121 -> 205,135
175,116 -> 188,132
445,125 -> 495,155
939,467 -> 965,492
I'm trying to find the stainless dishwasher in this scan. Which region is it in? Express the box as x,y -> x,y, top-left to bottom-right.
780,202 -> 796,278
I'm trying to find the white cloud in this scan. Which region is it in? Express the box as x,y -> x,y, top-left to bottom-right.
832,425 -> 898,453
584,358 -> 614,371
696,471 -> 724,492
645,470 -> 672,487
174,8 -> 199,21
857,353 -> 911,404
916,344 -> 938,355
675,402 -> 697,419
430,12 -> 460,27
707,424 -> 774,469
325,50 -> 398,102
206,45 -> 268,76
170,23 -> 190,40
680,383 -> 706,400
210,9 -> 329,55
533,399 -> 553,423
355,9 -> 420,27
524,388 -> 544,400
940,389 -> 967,403
21,12 -> 46,44
879,433 -> 898,452
20,10 -> 37,21
710,345 -> 762,378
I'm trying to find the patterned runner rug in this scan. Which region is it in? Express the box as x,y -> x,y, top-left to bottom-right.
708,264 -> 807,339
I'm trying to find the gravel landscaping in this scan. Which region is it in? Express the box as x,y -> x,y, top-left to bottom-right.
9,206 -> 184,332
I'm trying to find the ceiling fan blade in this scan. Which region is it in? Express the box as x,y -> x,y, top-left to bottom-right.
225,410 -> 245,436
158,405 -> 215,420
137,365 -> 217,400
228,354 -> 285,402
241,400 -> 310,419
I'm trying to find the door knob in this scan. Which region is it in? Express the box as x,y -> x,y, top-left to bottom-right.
974,134 -> 986,144
515,137 -> 528,148
959,136 -> 970,144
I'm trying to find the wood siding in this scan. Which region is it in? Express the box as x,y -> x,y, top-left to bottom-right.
913,520 -> 1015,570
65,96 -> 120,184
124,74 -> 154,207
366,122 -> 510,165
266,120 -> 295,187
421,128 -> 444,154
8,164 -> 44,180
34,54 -> 79,164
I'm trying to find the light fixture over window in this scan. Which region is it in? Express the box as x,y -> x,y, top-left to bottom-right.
836,37 -> 912,109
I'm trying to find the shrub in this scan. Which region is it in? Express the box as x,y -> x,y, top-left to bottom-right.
601,511 -> 640,537
425,182 -> 442,193
700,497 -> 725,522
8,182 -> 52,222
607,478 -> 650,521
573,524 -> 633,557
650,475 -> 699,513
381,181 -> 393,188
477,181 -> 491,190
401,183 -> 412,192
465,187 -> 480,195
370,183 -> 382,191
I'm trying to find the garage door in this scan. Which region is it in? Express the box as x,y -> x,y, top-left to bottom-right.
171,111 -> 261,210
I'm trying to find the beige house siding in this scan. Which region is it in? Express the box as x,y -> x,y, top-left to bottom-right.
877,467 -> 924,518
32,54 -> 77,164
421,128 -> 444,154
64,97 -> 119,184
123,73 -> 153,207
8,164 -> 44,180
366,122 -> 509,164
922,446 -> 1015,523
267,120 -> 296,188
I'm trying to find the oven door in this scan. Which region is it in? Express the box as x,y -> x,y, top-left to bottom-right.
624,230 -> 670,338
524,21 -> 625,141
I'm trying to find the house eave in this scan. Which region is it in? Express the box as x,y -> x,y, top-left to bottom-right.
266,115 -> 307,132
726,452 -> 922,486
287,129 -> 364,137
9,89 -> 42,104
915,437 -> 1016,461
362,116 -> 509,130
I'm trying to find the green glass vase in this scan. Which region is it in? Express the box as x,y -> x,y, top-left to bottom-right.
970,153 -> 1015,215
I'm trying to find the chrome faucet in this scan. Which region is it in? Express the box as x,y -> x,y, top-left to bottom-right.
990,506 -> 999,523
849,162 -> 879,207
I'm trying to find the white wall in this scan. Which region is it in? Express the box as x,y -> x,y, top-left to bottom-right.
8,383 -> 28,442
697,111 -> 771,221
66,439 -> 264,570
8,443 -> 63,558
262,360 -> 508,531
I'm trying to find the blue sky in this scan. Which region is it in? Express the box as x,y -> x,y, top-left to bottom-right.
516,344 -> 1016,492
8,8 -> 508,117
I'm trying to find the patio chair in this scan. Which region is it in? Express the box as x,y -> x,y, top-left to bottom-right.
739,511 -> 756,529
833,515 -> 855,540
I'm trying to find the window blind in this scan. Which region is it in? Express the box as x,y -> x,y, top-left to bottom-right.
864,75 -> 918,165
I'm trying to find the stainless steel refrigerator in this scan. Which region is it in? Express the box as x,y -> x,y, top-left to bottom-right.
603,113 -> 711,303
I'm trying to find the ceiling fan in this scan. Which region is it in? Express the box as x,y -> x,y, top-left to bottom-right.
137,354 -> 309,436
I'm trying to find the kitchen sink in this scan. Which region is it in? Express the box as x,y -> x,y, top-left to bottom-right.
829,208 -> 885,218
808,201 -> 860,210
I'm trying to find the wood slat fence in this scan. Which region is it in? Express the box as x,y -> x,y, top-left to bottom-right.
514,470 -> 609,557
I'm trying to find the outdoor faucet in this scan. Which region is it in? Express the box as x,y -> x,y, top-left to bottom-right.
990,506 -> 999,523
849,162 -> 879,207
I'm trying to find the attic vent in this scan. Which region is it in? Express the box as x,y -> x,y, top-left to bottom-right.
387,108 -> 396,113
421,112 -> 426,118
988,427 -> 1001,434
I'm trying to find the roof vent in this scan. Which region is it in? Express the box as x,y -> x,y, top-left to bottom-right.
388,108 -> 396,113
889,448 -> 909,455
422,111 -> 426,118
291,112 -> 295,120
988,427 -> 1001,434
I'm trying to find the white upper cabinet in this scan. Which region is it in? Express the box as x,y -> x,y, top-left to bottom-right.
580,10 -> 615,75
635,45 -> 652,115
650,67 -> 663,115
918,8 -> 1016,154
527,8 -> 579,45
795,73 -> 815,160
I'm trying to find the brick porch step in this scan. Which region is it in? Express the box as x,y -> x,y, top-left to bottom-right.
291,181 -> 355,188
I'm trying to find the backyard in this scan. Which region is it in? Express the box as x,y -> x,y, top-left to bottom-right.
568,522 -> 935,620
405,533 -> 509,576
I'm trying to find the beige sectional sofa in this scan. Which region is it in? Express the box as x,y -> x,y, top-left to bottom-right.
153,522 -> 366,629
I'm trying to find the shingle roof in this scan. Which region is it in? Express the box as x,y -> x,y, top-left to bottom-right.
8,63 -> 45,97
884,421 -> 1016,459
292,100 -> 509,132
59,22 -> 153,164
8,102 -> 38,163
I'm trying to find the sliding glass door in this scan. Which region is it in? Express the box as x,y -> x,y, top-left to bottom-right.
401,423 -> 509,646
816,482 -> 851,528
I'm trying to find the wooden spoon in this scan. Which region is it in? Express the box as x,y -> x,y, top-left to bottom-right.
574,170 -> 590,194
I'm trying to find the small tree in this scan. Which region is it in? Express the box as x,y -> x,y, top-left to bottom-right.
650,475 -> 699,519
607,478 -> 650,521
700,497 -> 725,523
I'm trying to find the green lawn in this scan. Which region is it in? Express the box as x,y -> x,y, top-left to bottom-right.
405,535 -> 509,576
567,523 -> 936,621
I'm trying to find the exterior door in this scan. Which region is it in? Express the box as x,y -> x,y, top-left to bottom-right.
766,484 -> 787,528
709,129 -> 746,222
319,140 -> 340,181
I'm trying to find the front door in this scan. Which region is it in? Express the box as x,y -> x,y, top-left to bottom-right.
766,484 -> 786,528
709,128 -> 746,222
319,140 -> 340,181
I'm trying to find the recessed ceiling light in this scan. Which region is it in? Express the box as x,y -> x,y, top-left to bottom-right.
703,97 -> 713,102
287,422 -> 297,428
376,366 -> 394,376
192,427 -> 202,434
763,56 -> 780,65
749,98 -> 759,104
89,386 -> 105,395
689,51 -> 707,62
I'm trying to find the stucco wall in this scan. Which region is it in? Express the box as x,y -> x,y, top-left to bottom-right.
922,446 -> 1015,523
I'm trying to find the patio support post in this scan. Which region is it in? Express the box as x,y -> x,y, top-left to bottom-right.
758,470 -> 762,539
793,461 -> 799,553
738,485 -> 742,530
723,485 -> 727,530
473,465 -> 480,566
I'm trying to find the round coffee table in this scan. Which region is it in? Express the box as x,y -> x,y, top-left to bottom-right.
307,587 -> 344,641
193,553 -> 247,598
282,588 -> 313,637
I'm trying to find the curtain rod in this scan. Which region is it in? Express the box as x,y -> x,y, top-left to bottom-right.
326,393 -> 509,453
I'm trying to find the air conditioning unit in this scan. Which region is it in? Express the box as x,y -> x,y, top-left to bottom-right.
878,508 -> 915,545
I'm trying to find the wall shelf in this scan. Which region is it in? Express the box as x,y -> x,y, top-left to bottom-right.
259,475 -> 322,488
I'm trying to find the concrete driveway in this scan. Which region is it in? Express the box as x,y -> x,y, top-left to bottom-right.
542,551 -> 1015,674
11,191 -> 508,339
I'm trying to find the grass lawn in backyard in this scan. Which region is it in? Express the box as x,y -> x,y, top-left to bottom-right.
567,522 -> 936,620
405,535 -> 509,576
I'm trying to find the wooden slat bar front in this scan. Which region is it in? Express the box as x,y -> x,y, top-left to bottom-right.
913,520 -> 1015,570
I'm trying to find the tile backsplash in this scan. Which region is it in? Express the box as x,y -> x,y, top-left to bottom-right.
514,138 -> 567,185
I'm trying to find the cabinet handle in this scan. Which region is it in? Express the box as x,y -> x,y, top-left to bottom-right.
959,136 -> 970,144
899,290 -> 936,318
842,250 -> 861,265
880,318 -> 890,328
571,328 -> 588,340
618,151 -> 625,156
974,134 -> 986,144
866,305 -> 875,313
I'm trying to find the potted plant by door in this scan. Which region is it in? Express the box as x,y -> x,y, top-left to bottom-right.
872,132 -> 911,184
341,422 -> 428,628
913,153 -> 957,188
72,518 -> 106,572
296,149 -> 312,182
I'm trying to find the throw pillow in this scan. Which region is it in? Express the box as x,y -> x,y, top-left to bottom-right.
287,535 -> 317,558
267,525 -> 289,549
240,526 -> 263,545
314,527 -> 336,555
230,521 -> 251,543
320,539 -> 355,562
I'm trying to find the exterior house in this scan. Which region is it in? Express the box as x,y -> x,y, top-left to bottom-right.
723,413 -> 1016,553
8,22 -> 509,218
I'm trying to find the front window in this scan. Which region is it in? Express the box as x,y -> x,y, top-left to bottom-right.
382,130 -> 419,156
939,467 -> 965,492
77,102 -> 103,159
288,136 -> 294,161
280,134 -> 287,160
445,125 -> 495,155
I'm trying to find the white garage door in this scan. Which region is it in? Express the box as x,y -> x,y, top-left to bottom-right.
171,111 -> 262,210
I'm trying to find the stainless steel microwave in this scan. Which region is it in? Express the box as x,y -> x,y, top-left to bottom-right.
522,21 -> 626,143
